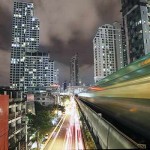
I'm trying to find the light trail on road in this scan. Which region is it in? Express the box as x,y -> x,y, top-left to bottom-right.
42,116 -> 65,150
44,96 -> 84,150
48,116 -> 66,150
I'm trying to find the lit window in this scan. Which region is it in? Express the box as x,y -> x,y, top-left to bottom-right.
29,71 -> 33,74
138,20 -> 142,24
32,18 -> 35,21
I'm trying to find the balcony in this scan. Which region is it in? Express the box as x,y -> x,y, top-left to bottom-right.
16,111 -> 22,118
9,137 -> 16,149
16,132 -> 25,141
9,98 -> 26,105
20,136 -> 26,149
21,120 -> 26,125
9,127 -> 15,136
9,112 -> 15,120
16,124 -> 24,131
21,110 -> 26,115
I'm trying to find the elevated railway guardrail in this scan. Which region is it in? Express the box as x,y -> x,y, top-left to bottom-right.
76,98 -> 144,149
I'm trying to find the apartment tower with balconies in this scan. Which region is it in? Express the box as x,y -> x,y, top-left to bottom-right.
93,23 -> 124,83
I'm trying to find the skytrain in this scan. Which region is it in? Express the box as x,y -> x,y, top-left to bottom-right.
78,53 -> 150,142
83,52 -> 150,99
91,54 -> 150,99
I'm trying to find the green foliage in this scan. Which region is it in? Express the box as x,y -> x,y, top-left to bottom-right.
52,104 -> 65,112
27,101 -> 65,148
27,102 -> 53,138
34,101 -> 47,112
61,95 -> 70,102
58,105 -> 65,112
46,104 -> 65,115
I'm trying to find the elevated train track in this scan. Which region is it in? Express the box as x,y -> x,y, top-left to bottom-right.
76,97 -> 144,149
78,53 -> 150,148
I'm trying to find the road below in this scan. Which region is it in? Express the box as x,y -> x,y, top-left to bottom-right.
43,96 -> 84,150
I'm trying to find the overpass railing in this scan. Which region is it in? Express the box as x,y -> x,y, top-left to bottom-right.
76,99 -> 142,149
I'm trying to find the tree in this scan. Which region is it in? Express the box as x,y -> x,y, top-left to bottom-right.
27,102 -> 53,150
27,102 -> 65,149
60,95 -> 70,106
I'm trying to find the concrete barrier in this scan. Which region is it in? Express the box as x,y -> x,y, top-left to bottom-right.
76,99 -> 139,149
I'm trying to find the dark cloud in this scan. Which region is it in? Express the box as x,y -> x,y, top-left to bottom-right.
0,3 -> 12,51
0,51 -> 10,86
94,1 -> 121,24
36,0 -> 121,69
0,0 -> 121,86
41,35 -> 93,66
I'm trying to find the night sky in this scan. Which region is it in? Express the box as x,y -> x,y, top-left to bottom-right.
0,0 -> 121,86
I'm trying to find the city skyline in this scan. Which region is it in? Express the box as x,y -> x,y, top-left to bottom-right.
0,0 -> 121,86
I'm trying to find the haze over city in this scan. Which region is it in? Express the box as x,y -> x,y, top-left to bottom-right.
0,0 -> 121,85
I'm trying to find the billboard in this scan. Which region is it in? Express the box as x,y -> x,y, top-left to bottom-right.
0,95 -> 9,150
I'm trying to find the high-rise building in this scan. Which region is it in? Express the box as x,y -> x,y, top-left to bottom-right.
0,88 -> 27,150
93,23 -> 123,83
70,54 -> 79,86
10,1 -> 39,91
113,22 -> 124,69
25,52 -> 55,92
121,0 -> 150,63
121,23 -> 128,66
54,69 -> 59,84
62,81 -> 67,91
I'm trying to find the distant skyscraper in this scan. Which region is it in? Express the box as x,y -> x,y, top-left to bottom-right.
54,69 -> 59,84
121,0 -> 150,63
113,22 -> 124,69
10,1 -> 39,91
70,54 -> 79,86
121,23 -> 128,66
62,81 -> 67,91
93,23 -> 123,83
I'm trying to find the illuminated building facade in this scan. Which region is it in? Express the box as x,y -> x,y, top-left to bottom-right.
70,54 -> 79,86
121,24 -> 128,66
25,52 -> 55,91
93,23 -> 124,83
10,1 -> 57,92
54,69 -> 59,84
0,88 -> 26,150
121,0 -> 150,63
10,1 -> 39,91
